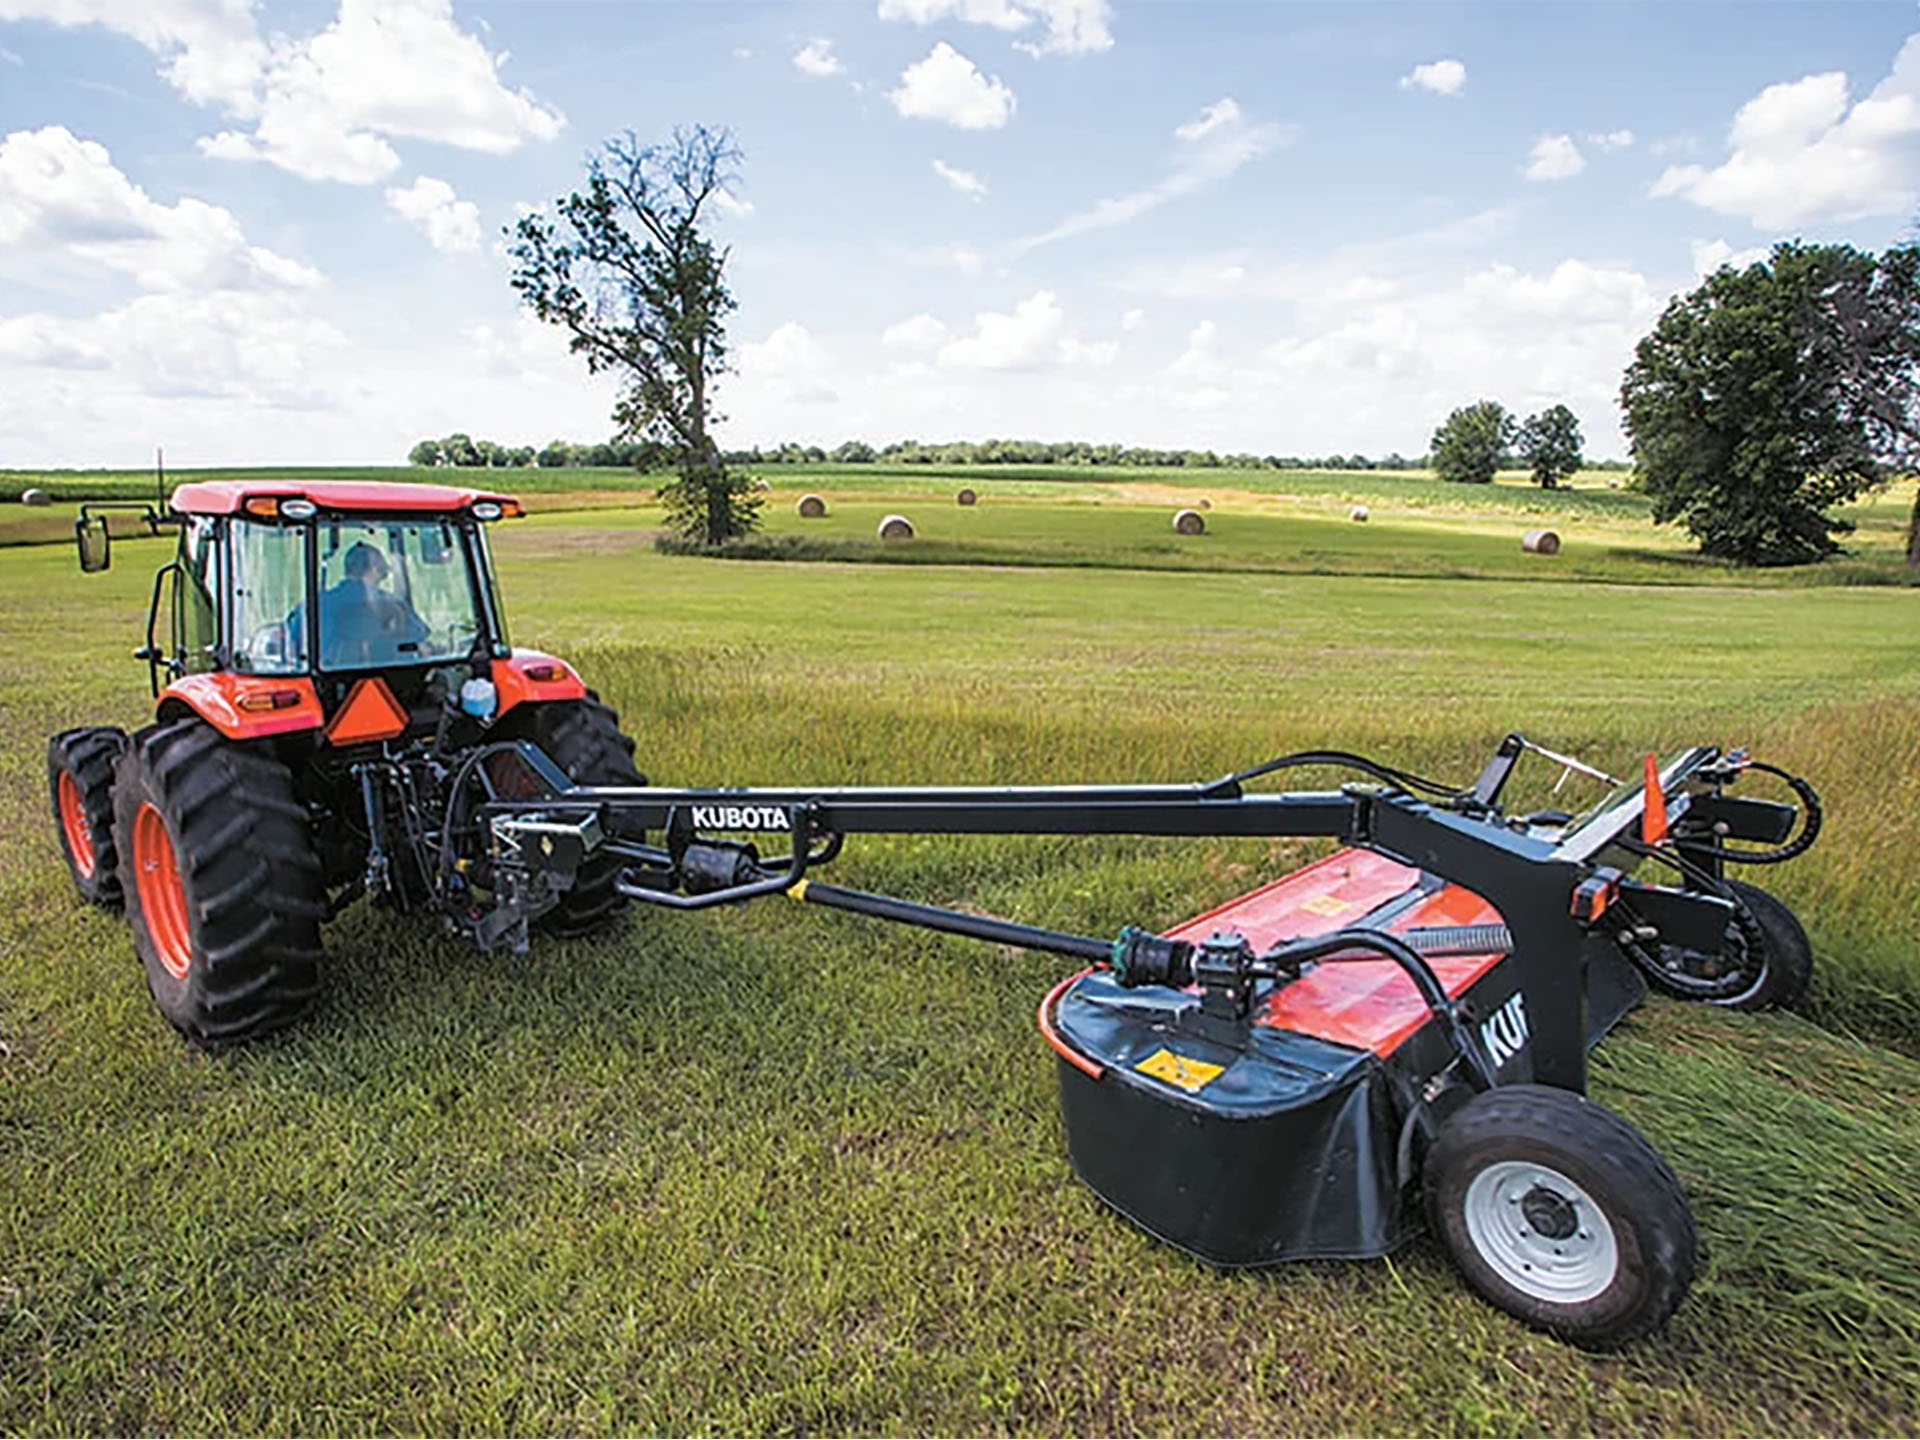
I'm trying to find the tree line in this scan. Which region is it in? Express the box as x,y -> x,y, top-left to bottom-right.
489,124 -> 1918,565
405,433 -> 1543,472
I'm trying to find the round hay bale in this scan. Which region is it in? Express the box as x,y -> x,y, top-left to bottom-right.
1172,508 -> 1206,536
20,487 -> 50,506
1521,528 -> 1561,555
753,477 -> 772,492
1349,504 -> 1370,523
955,487 -> 977,506
796,493 -> 827,518
877,513 -> 915,541
1195,498 -> 1212,510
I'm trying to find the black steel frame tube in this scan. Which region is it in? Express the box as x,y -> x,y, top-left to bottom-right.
785,879 -> 1115,963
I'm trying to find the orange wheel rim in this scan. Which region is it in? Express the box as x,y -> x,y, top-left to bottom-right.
133,803 -> 192,980
57,770 -> 95,878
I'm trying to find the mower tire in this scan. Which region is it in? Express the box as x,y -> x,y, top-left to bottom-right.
504,694 -> 647,937
1425,1084 -> 1696,1350
1647,877 -> 1813,1011
113,719 -> 325,1045
48,725 -> 127,909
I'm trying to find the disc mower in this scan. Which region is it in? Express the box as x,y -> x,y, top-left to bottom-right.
48,480 -> 1823,1349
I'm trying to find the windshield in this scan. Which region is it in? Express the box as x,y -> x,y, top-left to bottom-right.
232,520 -> 309,675
313,517 -> 484,671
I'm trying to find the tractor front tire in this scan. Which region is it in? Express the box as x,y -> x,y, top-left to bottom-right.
505,694 -> 647,937
1647,877 -> 1814,1011
1425,1085 -> 1697,1350
48,725 -> 127,908
114,719 -> 325,1045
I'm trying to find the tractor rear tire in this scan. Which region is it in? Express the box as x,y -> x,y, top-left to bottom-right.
48,725 -> 127,908
1647,877 -> 1814,1011
1425,1085 -> 1696,1350
113,719 -> 325,1045
506,694 -> 647,937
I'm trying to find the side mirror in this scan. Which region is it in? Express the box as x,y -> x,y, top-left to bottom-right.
76,514 -> 111,573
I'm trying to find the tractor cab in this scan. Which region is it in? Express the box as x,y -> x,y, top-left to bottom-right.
75,480 -> 582,743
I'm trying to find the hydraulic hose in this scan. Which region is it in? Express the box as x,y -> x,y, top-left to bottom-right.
1684,762 -> 1823,866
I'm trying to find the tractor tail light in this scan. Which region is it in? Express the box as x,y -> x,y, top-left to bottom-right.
242,496 -> 279,517
237,688 -> 305,713
523,663 -> 558,682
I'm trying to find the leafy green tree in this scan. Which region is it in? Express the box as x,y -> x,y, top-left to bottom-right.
507,126 -> 759,545
408,439 -> 442,467
831,439 -> 875,463
1622,242 -> 1920,566
1517,405 -> 1584,488
1431,401 -> 1515,484
537,440 -> 571,468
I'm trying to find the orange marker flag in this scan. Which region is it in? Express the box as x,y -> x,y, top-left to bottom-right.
1641,752 -> 1668,845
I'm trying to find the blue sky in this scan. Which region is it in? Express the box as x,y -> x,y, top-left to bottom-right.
1,0 -> 1917,466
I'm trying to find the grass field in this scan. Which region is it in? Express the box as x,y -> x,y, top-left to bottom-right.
3,475 -> 1920,1434
7,463 -> 1917,588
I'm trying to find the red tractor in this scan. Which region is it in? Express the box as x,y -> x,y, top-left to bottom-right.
47,480 -> 644,1044
48,476 -> 1824,1346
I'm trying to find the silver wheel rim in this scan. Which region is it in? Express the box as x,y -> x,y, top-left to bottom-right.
1463,1160 -> 1619,1304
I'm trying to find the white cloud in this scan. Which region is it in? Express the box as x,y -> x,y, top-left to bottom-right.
2,0 -> 567,184
710,188 -> 755,218
1690,237 -> 1769,277
739,321 -> 839,403
202,0 -> 565,183
1524,133 -> 1585,181
939,290 -> 1064,369
1168,318 -> 1223,381
1175,97 -> 1241,142
0,125 -> 320,291
0,312 -> 108,367
1121,307 -> 1145,331
932,158 -> 986,199
0,0 -> 265,106
877,0 -> 1112,55
1650,35 -> 1920,227
0,44 -> 23,65
946,244 -> 984,274
1400,58 -> 1465,96
1015,98 -> 1292,252
792,37 -> 843,77
879,0 -> 1027,29
0,289 -> 346,413
883,312 -> 951,350
385,174 -> 479,253
1587,128 -> 1634,151
936,289 -> 1111,370
889,42 -> 1015,130
1014,0 -> 1112,56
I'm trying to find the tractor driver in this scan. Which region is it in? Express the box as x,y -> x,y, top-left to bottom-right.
318,540 -> 430,668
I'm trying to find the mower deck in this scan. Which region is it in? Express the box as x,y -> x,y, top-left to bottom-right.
1170,848 -> 1507,1058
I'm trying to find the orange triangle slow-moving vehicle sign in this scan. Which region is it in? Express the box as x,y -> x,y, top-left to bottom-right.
323,676 -> 410,746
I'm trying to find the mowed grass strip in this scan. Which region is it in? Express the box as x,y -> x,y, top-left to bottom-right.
1,514 -> 1918,1433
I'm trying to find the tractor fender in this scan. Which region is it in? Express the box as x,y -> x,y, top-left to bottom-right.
492,649 -> 588,720
158,674 -> 326,741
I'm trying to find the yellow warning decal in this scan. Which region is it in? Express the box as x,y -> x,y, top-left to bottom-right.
1301,893 -> 1351,917
1135,1047 -> 1226,1093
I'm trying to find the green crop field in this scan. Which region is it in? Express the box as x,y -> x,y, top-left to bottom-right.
2,473 -> 1919,1434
